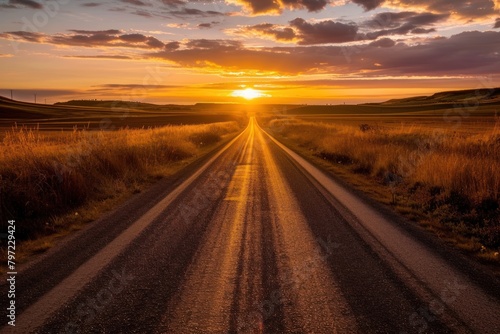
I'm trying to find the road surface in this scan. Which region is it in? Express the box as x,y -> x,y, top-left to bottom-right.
2,117 -> 500,333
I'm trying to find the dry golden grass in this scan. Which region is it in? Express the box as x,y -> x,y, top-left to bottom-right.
0,122 -> 241,242
265,118 -> 500,252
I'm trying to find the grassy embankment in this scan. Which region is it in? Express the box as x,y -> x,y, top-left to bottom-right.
261,116 -> 500,262
0,121 -> 242,260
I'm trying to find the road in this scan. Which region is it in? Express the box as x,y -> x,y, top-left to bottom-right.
2,117 -> 500,333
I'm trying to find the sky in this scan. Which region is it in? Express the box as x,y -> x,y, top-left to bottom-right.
0,0 -> 499,104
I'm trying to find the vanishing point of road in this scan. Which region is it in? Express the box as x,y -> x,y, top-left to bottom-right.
2,117 -> 500,333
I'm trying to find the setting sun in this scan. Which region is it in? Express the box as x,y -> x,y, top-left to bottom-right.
231,88 -> 267,100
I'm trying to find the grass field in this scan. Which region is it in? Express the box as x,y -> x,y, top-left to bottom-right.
0,98 -> 246,259
258,102 -> 500,260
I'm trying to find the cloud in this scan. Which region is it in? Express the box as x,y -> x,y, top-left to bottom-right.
184,39 -> 243,49
69,29 -> 122,35
198,22 -> 220,29
368,37 -> 395,47
164,41 -> 180,50
232,13 -> 445,45
281,0 -> 329,11
81,2 -> 102,7
230,23 -> 297,41
351,0 -> 384,11
0,31 -> 43,42
363,11 -> 448,39
354,0 -> 499,18
146,30 -> 500,77
230,0 -> 329,15
410,0 -> 497,18
0,30 -> 166,49
169,8 -> 226,17
63,55 -> 133,60
363,11 -> 449,29
148,40 -> 315,75
131,10 -> 155,17
233,18 -> 361,45
159,0 -> 187,7
120,0 -> 151,6
290,18 -> 359,44
2,0 -> 43,9
495,18 -> 500,28
357,31 -> 500,76
108,0 -> 226,19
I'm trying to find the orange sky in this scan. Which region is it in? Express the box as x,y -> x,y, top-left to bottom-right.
0,0 -> 499,104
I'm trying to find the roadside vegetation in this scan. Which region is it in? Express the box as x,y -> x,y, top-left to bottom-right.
0,122 -> 241,256
262,117 -> 500,261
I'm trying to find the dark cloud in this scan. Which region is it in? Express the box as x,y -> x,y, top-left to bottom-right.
281,0 -> 329,12
120,0 -> 150,6
0,31 -> 43,42
131,10 -> 154,17
118,33 -> 164,48
198,22 -> 220,29
233,23 -> 297,41
495,18 -> 500,29
290,18 -> 359,44
232,0 -> 329,14
358,31 -> 500,76
81,2 -> 102,7
109,0 -> 222,19
148,40 -> 317,74
7,0 -> 42,9
363,12 -> 447,39
233,13 -> 445,45
351,0 -> 384,11
164,41 -> 180,50
363,11 -> 449,29
119,33 -> 149,42
356,0 -> 498,18
169,8 -> 225,17
368,37 -> 395,47
159,0 -> 187,7
417,0 -> 496,18
69,29 -> 122,35
63,55 -> 132,60
185,39 -> 242,50
410,27 -> 435,34
0,30 -> 166,49
235,0 -> 280,14
145,36 -> 165,48
146,31 -> 500,76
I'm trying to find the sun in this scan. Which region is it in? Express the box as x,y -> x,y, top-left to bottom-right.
231,88 -> 267,100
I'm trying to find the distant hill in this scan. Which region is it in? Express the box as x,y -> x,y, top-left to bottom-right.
0,97 -> 192,120
55,100 -> 158,108
381,88 -> 500,105
2,87 -> 499,119
54,100 -> 191,112
283,87 -> 500,115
